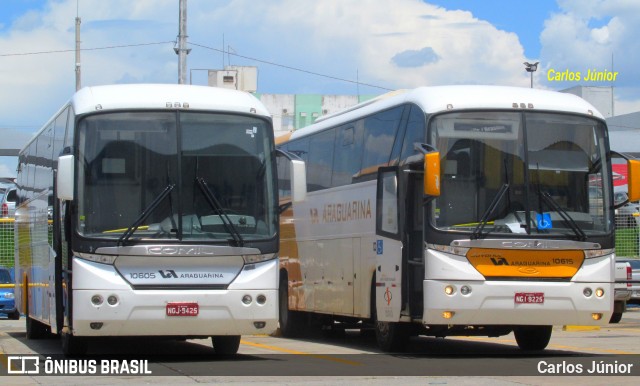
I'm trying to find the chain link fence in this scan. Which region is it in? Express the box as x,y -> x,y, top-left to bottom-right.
0,219 -> 14,269
615,212 -> 640,258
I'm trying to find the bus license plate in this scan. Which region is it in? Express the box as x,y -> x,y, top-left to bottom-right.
515,292 -> 544,304
166,302 -> 199,316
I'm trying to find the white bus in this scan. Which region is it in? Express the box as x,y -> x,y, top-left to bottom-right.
14,84 -> 304,356
276,85 -> 640,351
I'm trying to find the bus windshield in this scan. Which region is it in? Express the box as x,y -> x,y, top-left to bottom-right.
431,111 -> 612,238
77,111 -> 276,243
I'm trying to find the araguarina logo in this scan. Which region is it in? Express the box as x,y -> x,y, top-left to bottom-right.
158,269 -> 179,279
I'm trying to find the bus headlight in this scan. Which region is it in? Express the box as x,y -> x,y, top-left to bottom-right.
584,248 -> 613,259
595,288 -> 605,298
428,244 -> 469,257
243,253 -> 277,264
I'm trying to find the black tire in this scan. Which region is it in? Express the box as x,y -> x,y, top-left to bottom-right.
211,335 -> 241,355
61,331 -> 88,357
278,276 -> 302,337
371,282 -> 409,352
609,312 -> 623,324
514,325 -> 552,351
9,310 -> 20,320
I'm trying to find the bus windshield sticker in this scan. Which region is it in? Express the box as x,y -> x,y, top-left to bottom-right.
245,127 -> 257,138
536,213 -> 553,230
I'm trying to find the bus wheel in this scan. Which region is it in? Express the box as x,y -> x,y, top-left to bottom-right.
212,335 -> 241,355
9,310 -> 20,320
371,282 -> 409,352
278,276 -> 302,337
61,331 -> 88,357
375,320 -> 409,352
514,326 -> 552,351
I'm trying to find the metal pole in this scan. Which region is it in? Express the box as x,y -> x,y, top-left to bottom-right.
530,72 -> 533,89
175,0 -> 190,84
75,15 -> 81,91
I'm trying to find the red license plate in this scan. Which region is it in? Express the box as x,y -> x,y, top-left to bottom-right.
166,302 -> 199,316
515,292 -> 544,304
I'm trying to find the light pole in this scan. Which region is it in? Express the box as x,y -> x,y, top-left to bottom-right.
524,62 -> 539,88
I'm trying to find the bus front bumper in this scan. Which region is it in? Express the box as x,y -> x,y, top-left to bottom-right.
72,288 -> 278,337
422,279 -> 613,326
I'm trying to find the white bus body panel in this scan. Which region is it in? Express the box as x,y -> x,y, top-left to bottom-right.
289,182 -> 376,317
423,249 -> 614,325
71,257 -> 278,336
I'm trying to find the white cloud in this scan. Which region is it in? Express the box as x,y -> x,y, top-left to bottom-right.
540,0 -> 640,113
5,0 -> 640,139
0,0 -> 536,132
191,0 -> 532,91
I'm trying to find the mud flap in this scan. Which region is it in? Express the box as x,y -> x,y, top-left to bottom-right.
375,238 -> 403,322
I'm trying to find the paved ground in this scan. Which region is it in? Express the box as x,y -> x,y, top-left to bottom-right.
1,306 -> 639,384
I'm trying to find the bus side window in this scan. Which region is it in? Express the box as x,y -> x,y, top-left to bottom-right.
361,106 -> 403,179
332,124 -> 363,187
307,129 -> 335,192
400,105 -> 426,162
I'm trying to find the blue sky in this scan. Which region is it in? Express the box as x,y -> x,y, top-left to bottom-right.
1,0 -> 639,177
428,0 -> 559,59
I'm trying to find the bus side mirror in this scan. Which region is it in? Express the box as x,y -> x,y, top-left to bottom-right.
628,159 -> 640,202
57,155 -> 75,201
424,152 -> 441,197
290,159 -> 307,203
276,148 -> 307,203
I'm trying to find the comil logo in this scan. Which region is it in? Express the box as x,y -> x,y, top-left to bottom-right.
158,269 -> 179,279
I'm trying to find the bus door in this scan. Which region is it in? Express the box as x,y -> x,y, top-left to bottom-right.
405,166 -> 425,319
375,167 -> 406,322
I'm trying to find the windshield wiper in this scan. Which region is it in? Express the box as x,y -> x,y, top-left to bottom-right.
195,177 -> 244,247
539,191 -> 587,241
118,184 -> 175,245
471,183 -> 510,240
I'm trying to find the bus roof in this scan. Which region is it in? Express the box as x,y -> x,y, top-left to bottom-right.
72,84 -> 270,117
288,85 -> 605,141
19,84 -> 271,154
